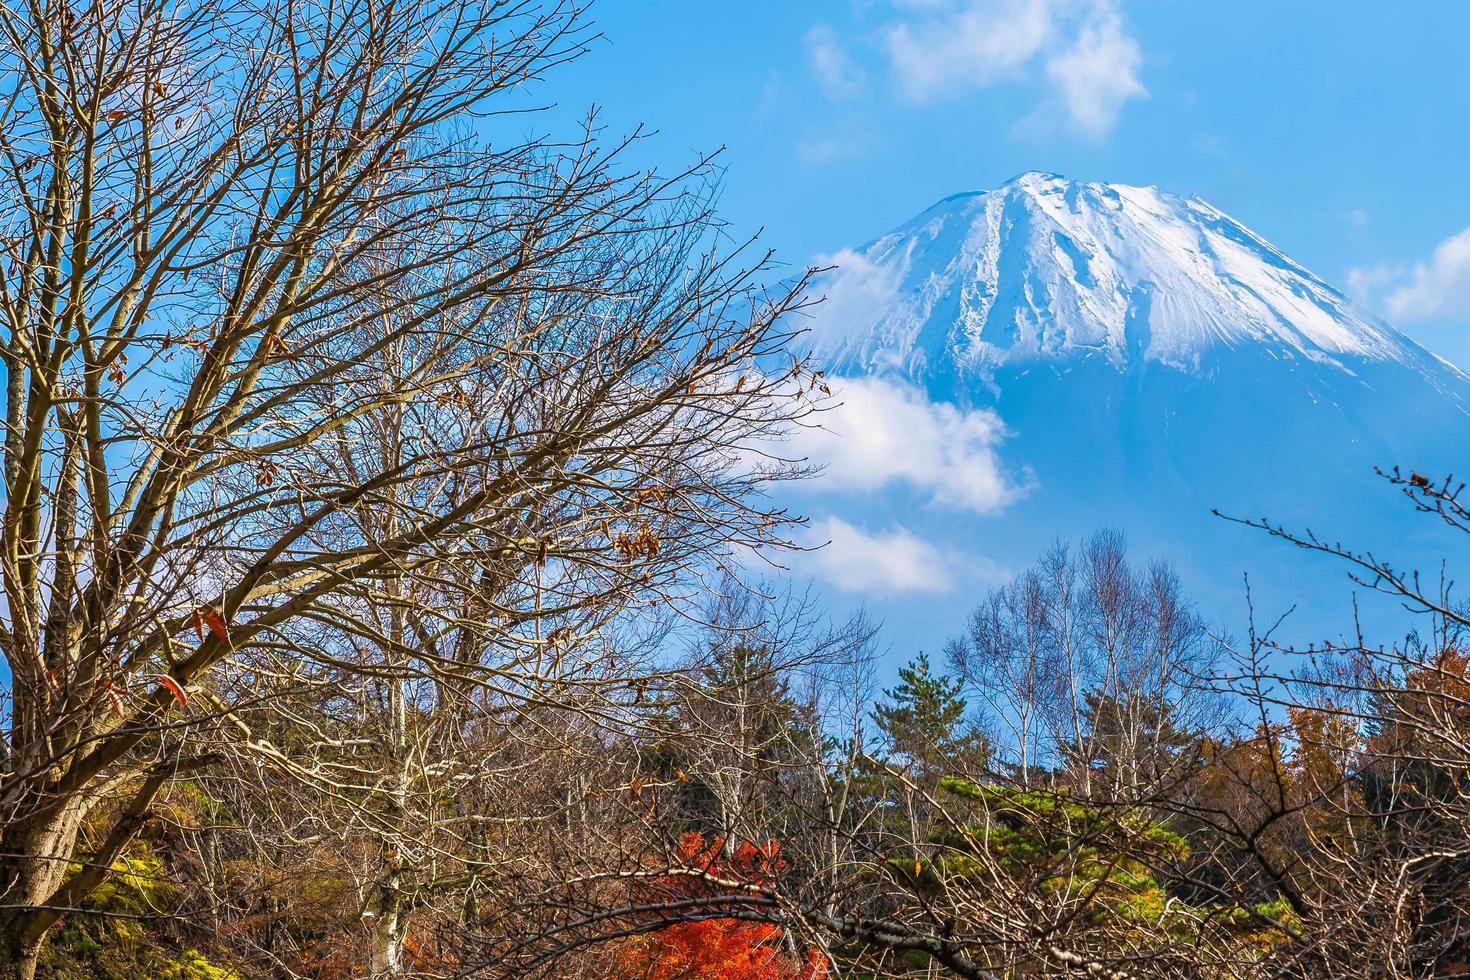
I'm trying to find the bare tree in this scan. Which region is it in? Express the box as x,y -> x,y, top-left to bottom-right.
0,0 -> 821,974
1174,470 -> 1470,976
649,580 -> 872,848
442,579 -> 878,977
949,567 -> 1053,783
949,531 -> 1221,797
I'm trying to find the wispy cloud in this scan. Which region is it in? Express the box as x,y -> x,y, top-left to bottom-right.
884,0 -> 1055,102
1042,5 -> 1146,138
878,0 -> 1146,136
1346,262 -> 1402,308
787,376 -> 1023,513
806,24 -> 866,101
796,126 -> 878,166
801,516 -> 955,595
1346,223 -> 1470,322
801,247 -> 903,351
1379,227 -> 1470,321
1190,133 -> 1225,157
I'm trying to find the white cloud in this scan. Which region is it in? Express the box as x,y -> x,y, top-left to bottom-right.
802,516 -> 954,594
787,375 -> 1023,513
1379,227 -> 1470,321
802,248 -> 902,351
806,24 -> 866,100
1043,7 -> 1146,138
884,0 -> 1055,102
877,0 -> 1145,136
1346,262 -> 1402,307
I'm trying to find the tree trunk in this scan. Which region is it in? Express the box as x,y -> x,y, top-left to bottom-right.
0,928 -> 43,980
367,887 -> 408,978
0,800 -> 88,980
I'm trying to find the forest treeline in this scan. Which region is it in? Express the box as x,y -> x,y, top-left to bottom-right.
1,0 -> 1469,977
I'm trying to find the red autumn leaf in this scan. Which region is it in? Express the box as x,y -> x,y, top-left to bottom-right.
99,680 -> 127,719
192,605 -> 229,644
609,834 -> 825,980
155,674 -> 189,710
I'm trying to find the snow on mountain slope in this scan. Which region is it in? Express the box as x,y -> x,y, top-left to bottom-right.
794,173 -> 1470,649
809,172 -> 1467,402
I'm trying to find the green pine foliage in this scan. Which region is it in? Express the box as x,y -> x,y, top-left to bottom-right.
872,653 -> 989,780
919,777 -> 1187,925
888,777 -> 1297,963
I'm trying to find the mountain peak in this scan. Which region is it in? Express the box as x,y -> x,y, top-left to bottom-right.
1004,170 -> 1068,191
1007,169 -> 1063,183
811,176 -> 1439,385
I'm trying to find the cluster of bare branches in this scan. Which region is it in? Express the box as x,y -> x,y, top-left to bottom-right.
813,515 -> 1470,979
0,0 -> 827,975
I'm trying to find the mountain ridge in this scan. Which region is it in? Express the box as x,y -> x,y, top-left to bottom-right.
808,172 -> 1468,410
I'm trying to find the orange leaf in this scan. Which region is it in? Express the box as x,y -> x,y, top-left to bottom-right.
155,674 -> 188,710
100,681 -> 126,719
192,605 -> 229,643
263,333 -> 297,361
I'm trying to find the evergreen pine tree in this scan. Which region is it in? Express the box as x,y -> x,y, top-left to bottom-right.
872,653 -> 989,783
650,642 -> 822,839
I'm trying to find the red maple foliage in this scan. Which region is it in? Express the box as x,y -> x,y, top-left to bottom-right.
612,833 -> 827,980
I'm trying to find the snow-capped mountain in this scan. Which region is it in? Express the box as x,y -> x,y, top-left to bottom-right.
801,172 -> 1470,641
811,171 -> 1465,396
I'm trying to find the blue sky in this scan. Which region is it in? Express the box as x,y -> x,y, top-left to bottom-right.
544,1 -> 1470,666
552,1 -> 1470,364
